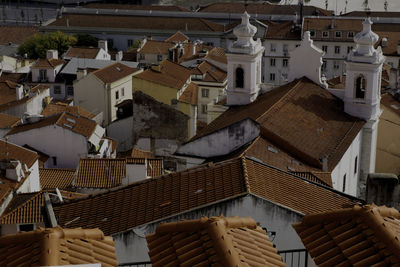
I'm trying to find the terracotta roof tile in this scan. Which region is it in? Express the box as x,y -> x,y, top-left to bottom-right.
53,157 -> 360,235
193,77 -> 365,170
0,226 -> 118,266
165,31 -> 190,43
42,102 -> 95,119
65,46 -> 101,59
39,168 -> 75,189
0,139 -> 38,168
0,72 -> 27,84
381,94 -> 400,117
0,113 -> 20,129
0,190 -> 85,224
75,158 -> 126,188
93,62 -> 137,84
84,3 -> 190,12
205,47 -> 227,64
293,205 -> 400,266
147,216 -> 285,267
49,14 -> 223,32
376,31 -> 400,56
7,112 -> 97,139
31,58 -> 65,69
0,26 -> 38,45
178,82 -> 198,105
138,40 -> 175,55
0,80 -> 19,106
131,148 -> 153,158
264,20 -> 301,40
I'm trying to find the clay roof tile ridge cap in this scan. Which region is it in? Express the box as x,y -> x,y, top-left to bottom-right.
240,156 -> 251,192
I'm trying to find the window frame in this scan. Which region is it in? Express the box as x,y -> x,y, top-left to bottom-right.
334,46 -> 341,54
201,88 -> 209,98
322,31 -> 329,38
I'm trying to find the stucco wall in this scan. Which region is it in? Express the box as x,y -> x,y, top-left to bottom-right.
107,116 -> 133,152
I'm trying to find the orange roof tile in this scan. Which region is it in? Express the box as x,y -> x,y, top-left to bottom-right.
42,102 -> 95,119
0,80 -> 19,106
53,157 -> 360,235
50,14 -> 223,32
131,148 -> 153,158
264,20 -> 301,40
147,216 -> 285,267
0,226 -> 118,266
0,113 -> 20,129
196,60 -> 227,83
178,82 -> 198,105
31,58 -> 65,69
192,77 -> 365,171
0,139 -> 38,168
93,62 -> 137,84
7,112 -> 97,139
138,40 -> 175,55
0,25 -> 38,45
293,204 -> 400,266
0,190 -> 85,225
75,158 -> 126,188
39,168 -> 75,189
65,46 -> 101,59
205,47 -> 227,64
84,3 -> 190,12
377,31 -> 400,56
165,31 -> 190,43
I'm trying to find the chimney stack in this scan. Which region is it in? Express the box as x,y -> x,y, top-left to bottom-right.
116,51 -> 123,61
98,40 -> 108,53
46,50 -> 58,60
15,84 -> 24,100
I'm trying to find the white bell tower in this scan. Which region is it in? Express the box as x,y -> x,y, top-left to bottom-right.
344,18 -> 385,199
226,12 -> 264,106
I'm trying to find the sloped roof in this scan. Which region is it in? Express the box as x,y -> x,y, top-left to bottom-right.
192,77 -> 365,171
0,139 -> 38,168
7,112 -> 97,139
293,205 -> 400,266
92,62 -> 137,84
264,20 -> 301,40
39,168 -> 75,189
0,226 -> 117,266
147,216 -> 285,267
75,158 -> 126,188
377,31 -> 400,56
381,93 -> 400,116
49,14 -> 224,32
165,31 -> 190,43
42,102 -> 96,119
31,58 -> 65,69
178,82 -> 198,105
131,148 -> 153,158
0,190 -> 85,224
64,46 -> 101,59
84,3 -> 191,12
53,157 -> 361,236
205,47 -> 227,64
0,26 -> 38,45
0,80 -> 19,106
0,113 -> 20,129
138,40 -> 175,55
196,60 -> 227,83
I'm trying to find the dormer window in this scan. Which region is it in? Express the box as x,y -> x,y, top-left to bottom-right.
235,67 -> 244,88
355,75 -> 366,99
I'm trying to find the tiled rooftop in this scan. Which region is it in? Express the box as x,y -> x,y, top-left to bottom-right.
192,77 -> 365,171
93,62 -> 138,84
64,46 -> 101,59
0,25 -> 38,45
0,226 -> 118,266
39,168 -> 75,189
377,31 -> 400,56
205,47 -> 227,64
75,158 -> 126,188
126,158 -> 163,178
31,58 -> 65,69
53,156 -> 360,236
381,93 -> 400,117
293,204 -> 400,266
131,148 -> 153,158
7,112 -> 97,139
84,3 -> 191,12
264,20 -> 301,40
147,216 -> 285,266
0,113 -> 20,129
178,82 -> 198,105
138,40 -> 176,55
195,61 -> 227,83
165,31 -> 190,43
42,102 -> 96,119
0,139 -> 38,168
0,80 -> 19,106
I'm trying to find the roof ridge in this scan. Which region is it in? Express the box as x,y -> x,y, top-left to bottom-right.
240,156 -> 251,192
0,191 -> 42,221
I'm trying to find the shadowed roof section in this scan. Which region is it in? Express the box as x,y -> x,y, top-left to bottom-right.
146,216 -> 285,267
0,226 -> 118,266
293,205 -> 400,266
192,77 -> 365,170
53,157 -> 361,236
93,62 -> 138,84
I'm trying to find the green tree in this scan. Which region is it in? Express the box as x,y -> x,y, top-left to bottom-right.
74,33 -> 99,47
18,31 -> 77,59
128,39 -> 143,51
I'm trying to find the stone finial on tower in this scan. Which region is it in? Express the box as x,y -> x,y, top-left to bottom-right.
229,12 -> 263,55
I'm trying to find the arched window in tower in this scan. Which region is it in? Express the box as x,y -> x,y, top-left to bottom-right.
235,67 -> 244,88
355,75 -> 366,99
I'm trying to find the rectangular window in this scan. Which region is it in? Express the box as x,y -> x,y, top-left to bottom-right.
52,156 -> 57,166
342,174 -> 346,192
348,32 -> 354,38
322,60 -> 327,71
121,87 -> 125,97
115,90 -> 119,100
322,45 -> 328,53
282,59 -> 288,67
354,156 -> 358,174
127,39 -> 134,47
18,224 -> 35,232
335,31 -> 342,38
270,73 -> 275,81
333,61 -> 340,69
283,44 -> 289,56
107,38 -> 114,48
53,85 -> 61,94
67,86 -> 74,96
322,31 -> 329,38
347,46 -> 353,53
201,104 -> 207,114
157,54 -> 163,61
270,58 -> 276,67
201,88 -> 209,98
270,43 -> 276,52
39,69 -> 47,81
335,46 -> 341,54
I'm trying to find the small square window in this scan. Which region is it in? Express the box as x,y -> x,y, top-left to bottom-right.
18,224 -> 34,232
322,60 -> 327,71
127,39 -> 134,47
322,31 -> 329,38
53,85 -> 61,94
270,43 -> 276,52
335,31 -> 342,38
201,104 -> 207,114
115,91 -> 119,100
139,54 -> 145,60
333,61 -> 340,69
67,86 -> 74,96
348,32 -> 354,38
347,46 -> 353,53
201,88 -> 209,98
121,88 -> 125,97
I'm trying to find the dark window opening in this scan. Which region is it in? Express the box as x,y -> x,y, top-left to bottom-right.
355,75 -> 366,99
235,67 -> 244,88
19,224 -> 34,232
342,174 -> 346,192
52,156 -> 57,166
354,156 -> 358,174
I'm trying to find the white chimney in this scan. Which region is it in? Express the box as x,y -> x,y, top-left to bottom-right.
77,68 -> 87,80
5,160 -> 24,182
116,51 -> 123,61
15,84 -> 24,100
98,40 -> 108,53
192,42 -> 197,56
46,50 -> 58,60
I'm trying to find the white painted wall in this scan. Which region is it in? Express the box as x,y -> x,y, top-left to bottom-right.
109,75 -> 133,123
3,88 -> 50,118
32,64 -> 63,83
8,125 -> 88,169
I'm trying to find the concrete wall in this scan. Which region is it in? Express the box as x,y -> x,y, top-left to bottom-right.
113,195 -> 307,265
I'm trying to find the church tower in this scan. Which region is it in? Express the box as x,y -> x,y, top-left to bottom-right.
226,12 -> 264,106
344,18 -> 385,198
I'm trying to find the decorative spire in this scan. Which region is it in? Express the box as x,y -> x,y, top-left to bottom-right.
232,12 -> 257,49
